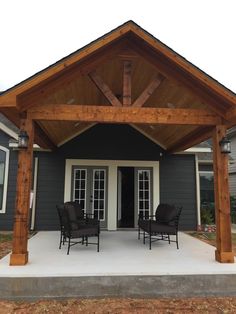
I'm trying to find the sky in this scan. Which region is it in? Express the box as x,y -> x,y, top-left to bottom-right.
0,0 -> 236,93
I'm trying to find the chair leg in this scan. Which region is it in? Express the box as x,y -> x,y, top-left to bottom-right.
138,226 -> 140,240
168,234 -> 171,244
67,238 -> 71,255
176,233 -> 179,249
149,233 -> 152,250
86,236 -> 88,246
59,231 -> 62,249
97,233 -> 100,252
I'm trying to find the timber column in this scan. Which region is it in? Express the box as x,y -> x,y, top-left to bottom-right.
213,125 -> 234,263
10,115 -> 34,266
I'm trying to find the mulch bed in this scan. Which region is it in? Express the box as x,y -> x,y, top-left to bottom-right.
0,297 -> 236,313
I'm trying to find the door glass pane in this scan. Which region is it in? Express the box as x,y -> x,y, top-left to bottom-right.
138,170 -> 150,218
92,169 -> 106,221
73,169 -> 87,210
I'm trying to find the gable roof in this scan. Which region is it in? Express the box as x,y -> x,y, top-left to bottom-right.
0,21 -> 235,151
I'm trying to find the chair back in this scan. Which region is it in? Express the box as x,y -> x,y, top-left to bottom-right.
64,201 -> 84,220
155,203 -> 178,223
56,204 -> 65,229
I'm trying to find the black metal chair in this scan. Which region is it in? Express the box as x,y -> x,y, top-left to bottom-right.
56,204 -> 67,249
63,206 -> 100,255
138,203 -> 182,250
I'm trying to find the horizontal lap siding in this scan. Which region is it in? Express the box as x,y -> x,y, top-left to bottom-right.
0,132 -> 17,230
160,155 -> 197,230
34,153 -> 64,230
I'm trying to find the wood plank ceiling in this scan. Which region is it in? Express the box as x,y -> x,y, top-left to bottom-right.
18,46 -> 210,149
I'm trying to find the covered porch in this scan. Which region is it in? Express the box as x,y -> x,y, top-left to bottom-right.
0,21 -> 236,265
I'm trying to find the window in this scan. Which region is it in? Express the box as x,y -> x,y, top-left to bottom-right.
138,170 -> 151,218
199,171 -> 214,205
0,146 -> 9,214
73,169 -> 87,210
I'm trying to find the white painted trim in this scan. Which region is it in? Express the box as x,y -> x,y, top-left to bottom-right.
57,124 -> 96,147
0,122 -> 18,140
30,157 -> 38,230
185,147 -> 212,153
195,155 -> 201,227
198,160 -> 213,164
0,146 -> 9,214
64,159 -> 160,230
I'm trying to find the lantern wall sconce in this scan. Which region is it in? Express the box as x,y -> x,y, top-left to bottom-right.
18,130 -> 29,149
219,136 -> 231,154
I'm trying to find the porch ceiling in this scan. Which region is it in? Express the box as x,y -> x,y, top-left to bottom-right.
0,21 -> 236,151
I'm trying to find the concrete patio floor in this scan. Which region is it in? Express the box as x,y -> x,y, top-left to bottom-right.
1,231 -> 236,276
1,231 -> 236,299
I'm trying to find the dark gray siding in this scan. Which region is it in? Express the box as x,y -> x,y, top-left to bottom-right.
160,155 -> 197,230
34,152 -> 64,230
0,124 -> 198,231
58,124 -> 164,160
0,131 -> 17,230
34,124 -> 164,230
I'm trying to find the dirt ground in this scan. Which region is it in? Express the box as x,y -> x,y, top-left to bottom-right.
1,234 -> 236,313
1,297 -> 236,313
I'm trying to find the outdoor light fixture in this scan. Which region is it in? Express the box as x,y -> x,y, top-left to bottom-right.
18,130 -> 29,149
219,136 -> 231,154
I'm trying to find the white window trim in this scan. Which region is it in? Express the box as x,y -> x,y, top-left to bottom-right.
0,146 -> 9,214
64,159 -> 160,230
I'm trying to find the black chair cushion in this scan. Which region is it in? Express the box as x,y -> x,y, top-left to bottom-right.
150,222 -> 176,235
71,225 -> 99,238
155,204 -> 177,223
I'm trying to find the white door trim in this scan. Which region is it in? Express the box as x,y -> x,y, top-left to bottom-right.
65,159 -> 160,230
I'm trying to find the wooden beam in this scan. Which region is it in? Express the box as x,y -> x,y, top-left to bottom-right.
10,116 -> 34,265
34,122 -> 57,150
88,71 -> 122,107
123,60 -> 132,106
167,126 -> 214,153
128,39 -> 228,118
226,107 -> 236,126
132,74 -> 163,107
0,95 -> 17,108
28,104 -> 222,126
213,125 -> 234,263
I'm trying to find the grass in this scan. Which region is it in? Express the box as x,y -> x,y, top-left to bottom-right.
0,233 -> 13,243
187,231 -> 236,255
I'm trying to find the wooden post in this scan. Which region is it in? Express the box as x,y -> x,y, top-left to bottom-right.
213,125 -> 234,263
10,115 -> 34,266
123,60 -> 132,106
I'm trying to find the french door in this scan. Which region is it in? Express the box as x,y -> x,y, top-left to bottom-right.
72,166 -> 107,228
134,168 -> 153,226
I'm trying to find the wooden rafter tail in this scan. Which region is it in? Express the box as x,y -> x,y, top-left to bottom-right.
123,60 -> 132,106
132,74 -> 163,107
88,70 -> 122,107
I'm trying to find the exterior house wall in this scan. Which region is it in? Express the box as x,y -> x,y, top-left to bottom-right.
0,131 -> 17,230
229,136 -> 236,197
160,155 -> 197,230
0,124 -> 198,231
